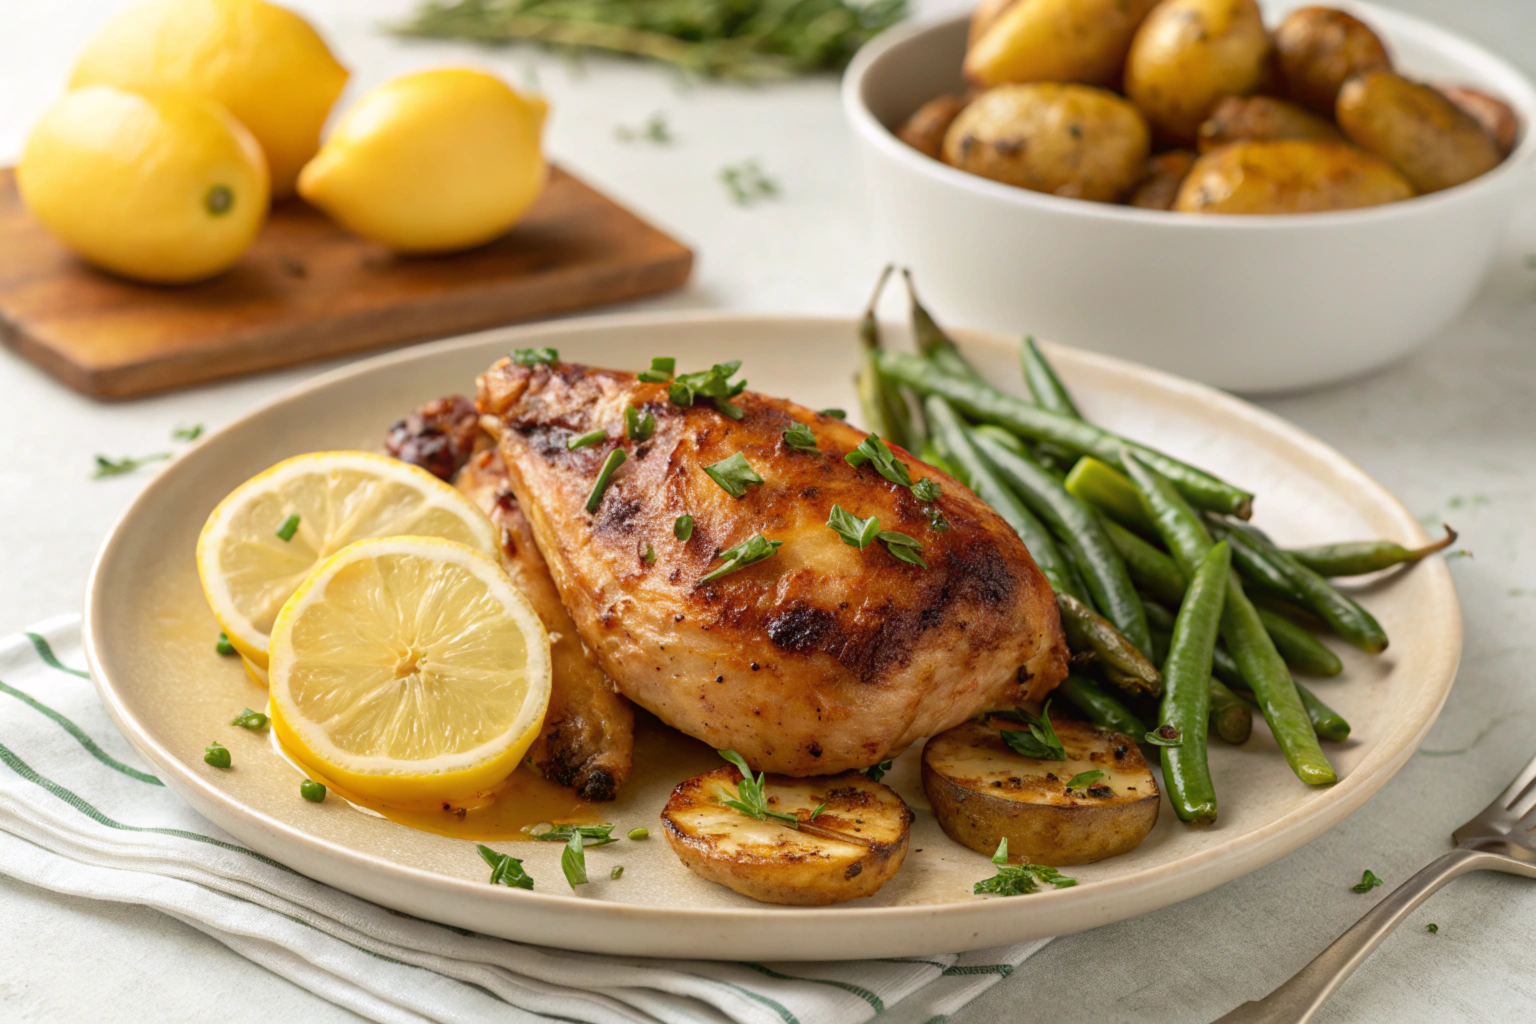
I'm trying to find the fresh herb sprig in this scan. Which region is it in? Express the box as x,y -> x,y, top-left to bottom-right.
783,422 -> 818,451
998,703 -> 1066,761
863,759 -> 893,783
703,452 -> 763,498
701,534 -> 781,582
669,361 -> 747,418
717,750 -> 801,825
827,505 -> 879,549
974,839 -> 1077,897
479,844 -> 535,890
562,832 -> 589,887
845,434 -> 910,487
877,529 -> 926,567
397,0 -> 908,81
534,823 -> 620,848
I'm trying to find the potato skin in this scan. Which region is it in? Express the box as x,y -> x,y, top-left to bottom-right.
1274,6 -> 1391,114
897,94 -> 968,161
1197,95 -> 1342,153
1124,0 -> 1271,145
1174,139 -> 1412,214
965,0 -> 1160,88
944,84 -> 1151,202
1337,70 -> 1503,193
1128,149 -> 1197,209
922,715 -> 1158,867
1438,84 -> 1520,158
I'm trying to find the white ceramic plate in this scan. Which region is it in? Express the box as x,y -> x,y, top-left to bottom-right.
84,315 -> 1462,960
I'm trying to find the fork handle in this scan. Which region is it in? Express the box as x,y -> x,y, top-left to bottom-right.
1211,848 -> 1507,1024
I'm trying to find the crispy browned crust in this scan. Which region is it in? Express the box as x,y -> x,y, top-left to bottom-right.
384,395 -> 482,481
476,359 -> 1069,775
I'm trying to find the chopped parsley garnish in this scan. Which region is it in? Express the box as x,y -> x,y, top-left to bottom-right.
809,803 -> 826,820
610,865 -> 625,880
913,477 -> 942,502
827,505 -> 880,550
878,530 -> 926,568
668,360 -> 747,418
567,429 -> 607,450
215,632 -> 236,657
615,112 -> 672,145
819,408 -> 846,419
674,514 -> 694,541
701,534 -> 781,583
720,159 -> 779,206
703,452 -> 763,498
478,844 -> 534,890
717,750 -> 800,825
533,823 -> 620,848
92,452 -> 171,479
625,406 -> 656,441
846,434 -> 911,487
974,838 -> 1077,897
1066,770 -> 1105,791
204,742 -> 231,769
864,759 -> 893,783
637,356 -> 675,383
998,702 -> 1066,761
924,506 -> 951,533
300,779 -> 326,802
627,827 -> 649,840
511,347 -> 558,365
1426,923 -> 1439,933
585,448 -> 627,513
276,514 -> 301,542
230,708 -> 268,730
783,421 -> 818,451
1144,725 -> 1183,747
172,424 -> 204,442
1352,869 -> 1383,893
562,832 -> 589,888
643,543 -> 656,565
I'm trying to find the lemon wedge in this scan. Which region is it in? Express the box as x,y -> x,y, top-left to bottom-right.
197,451 -> 501,670
268,536 -> 550,807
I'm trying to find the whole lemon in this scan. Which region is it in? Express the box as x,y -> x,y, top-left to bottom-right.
69,0 -> 347,199
298,69 -> 548,254
18,86 -> 269,284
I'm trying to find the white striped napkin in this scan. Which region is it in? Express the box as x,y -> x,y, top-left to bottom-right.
0,615 -> 1047,1024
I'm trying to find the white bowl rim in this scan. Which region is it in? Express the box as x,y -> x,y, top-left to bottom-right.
842,0 -> 1536,230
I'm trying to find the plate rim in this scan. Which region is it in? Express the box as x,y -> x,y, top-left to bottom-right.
82,311 -> 1464,958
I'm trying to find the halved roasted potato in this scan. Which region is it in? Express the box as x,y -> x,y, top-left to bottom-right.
922,714 -> 1158,866
662,766 -> 913,905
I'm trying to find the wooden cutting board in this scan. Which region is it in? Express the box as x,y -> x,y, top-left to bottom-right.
0,165 -> 693,399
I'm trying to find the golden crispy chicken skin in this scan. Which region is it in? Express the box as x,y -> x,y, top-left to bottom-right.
477,359 -> 1068,775
385,398 -> 634,801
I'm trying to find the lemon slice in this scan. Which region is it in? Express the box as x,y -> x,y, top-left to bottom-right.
197,451 -> 501,669
267,536 -> 550,807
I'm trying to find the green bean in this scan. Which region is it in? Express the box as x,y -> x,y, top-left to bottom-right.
856,265 -> 914,451
1143,599 -> 1176,634
1158,541 -> 1228,822
973,429 -> 1152,658
1210,518 -> 1389,654
1209,678 -> 1253,745
1062,594 -> 1161,694
1295,683 -> 1351,742
879,351 -> 1255,518
1064,457 -> 1159,537
1057,676 -> 1147,738
1105,517 -> 1186,606
1122,452 -> 1335,786
1288,524 -> 1457,578
1019,335 -> 1082,419
903,269 -> 986,385
1256,607 -> 1342,676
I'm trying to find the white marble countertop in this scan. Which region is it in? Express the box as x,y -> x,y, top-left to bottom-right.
3,0 -> 1535,1020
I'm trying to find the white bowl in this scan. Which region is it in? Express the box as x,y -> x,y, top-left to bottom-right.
842,1 -> 1536,393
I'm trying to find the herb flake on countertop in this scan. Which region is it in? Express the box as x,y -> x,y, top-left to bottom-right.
1352,869 -> 1383,893
172,424 -> 204,442
91,452 -> 172,479
720,159 -> 779,206
616,112 -> 673,144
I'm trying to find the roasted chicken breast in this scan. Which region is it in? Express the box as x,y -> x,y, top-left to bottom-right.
385,397 -> 634,801
477,359 -> 1069,775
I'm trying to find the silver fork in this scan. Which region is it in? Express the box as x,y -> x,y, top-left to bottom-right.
1213,749 -> 1536,1023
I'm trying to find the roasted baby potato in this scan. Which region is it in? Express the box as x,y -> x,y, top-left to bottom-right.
1337,70 -> 1504,193
1124,0 -> 1271,144
1197,95 -> 1342,153
1174,139 -> 1412,214
662,766 -> 913,905
897,94 -> 968,161
944,84 -> 1151,202
1273,6 -> 1391,113
968,0 -> 1019,49
1438,84 -> 1520,158
922,714 -> 1158,866
1128,149 -> 1197,209
964,0 -> 1159,89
